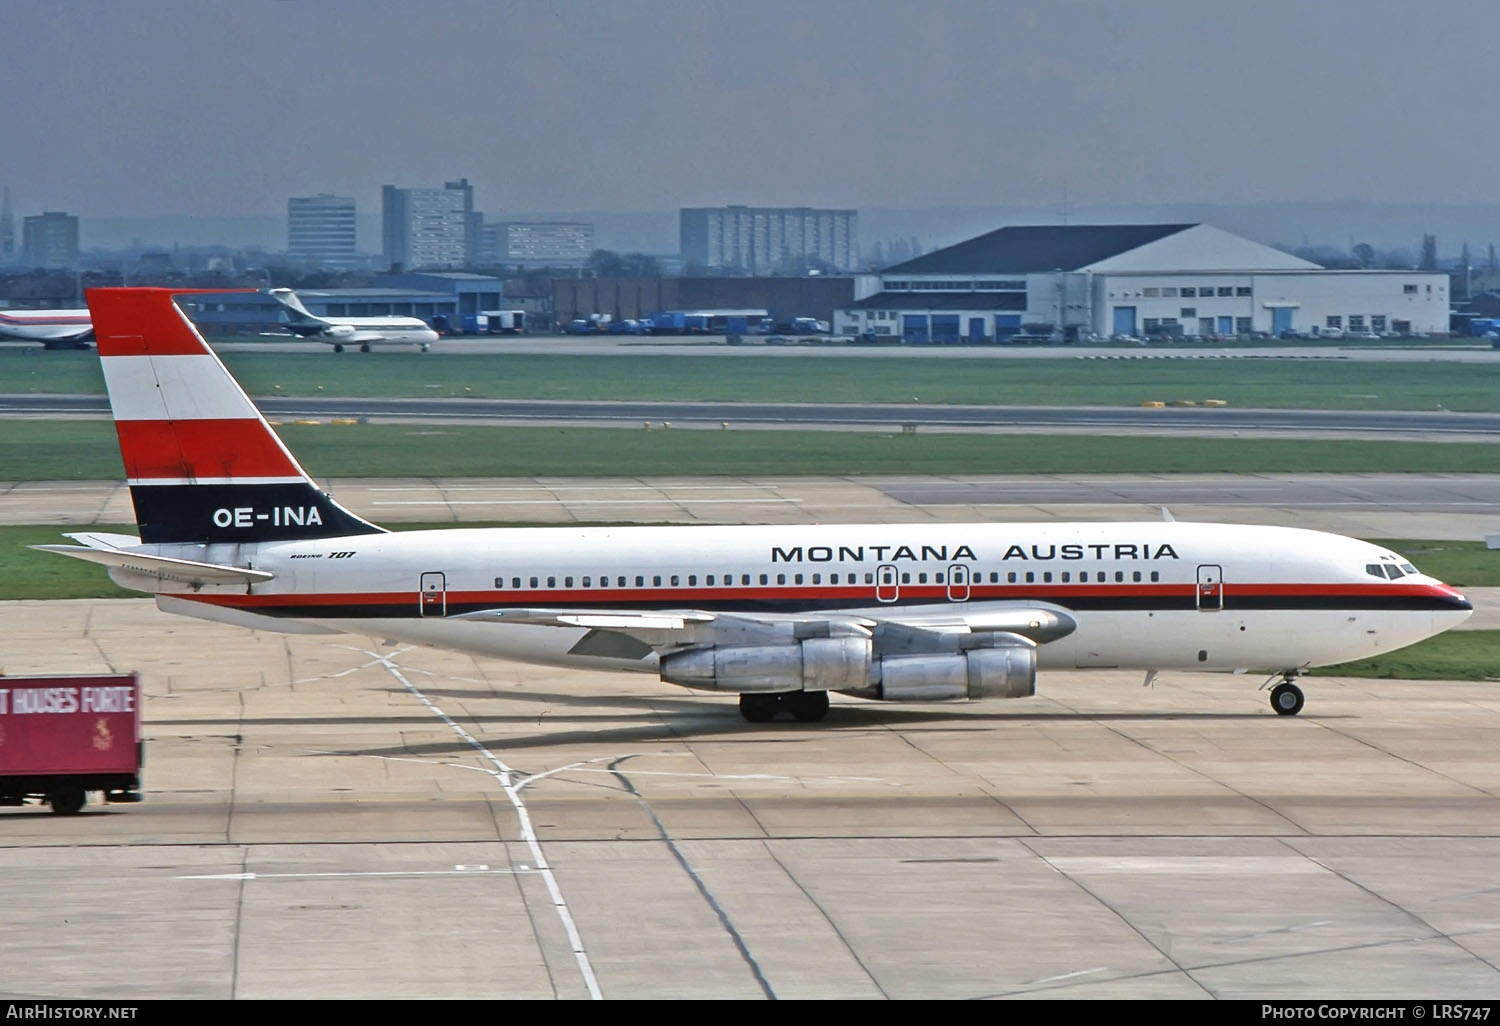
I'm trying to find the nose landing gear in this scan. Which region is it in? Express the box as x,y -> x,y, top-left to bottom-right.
1265,673 -> 1305,716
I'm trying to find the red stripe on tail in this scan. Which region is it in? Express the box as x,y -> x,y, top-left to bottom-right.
87,288 -> 253,357
115,419 -> 303,481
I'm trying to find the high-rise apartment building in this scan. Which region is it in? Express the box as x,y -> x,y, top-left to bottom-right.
382,180 -> 474,270
482,222 -> 594,266
287,194 -> 357,268
680,206 -> 858,274
21,211 -> 79,269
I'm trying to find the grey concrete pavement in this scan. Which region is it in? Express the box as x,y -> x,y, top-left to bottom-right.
1,599 -> 1499,999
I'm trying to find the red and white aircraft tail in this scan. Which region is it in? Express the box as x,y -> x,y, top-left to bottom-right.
87,288 -> 383,545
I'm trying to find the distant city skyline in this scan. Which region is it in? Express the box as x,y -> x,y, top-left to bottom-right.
4,0 -> 1499,223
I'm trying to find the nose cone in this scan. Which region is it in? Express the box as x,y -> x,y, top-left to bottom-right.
1432,582 -> 1474,631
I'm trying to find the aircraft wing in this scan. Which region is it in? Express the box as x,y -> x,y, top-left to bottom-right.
456,601 -> 1077,658
33,532 -> 274,589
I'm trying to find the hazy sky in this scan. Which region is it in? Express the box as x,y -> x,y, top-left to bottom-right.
4,0 -> 1497,219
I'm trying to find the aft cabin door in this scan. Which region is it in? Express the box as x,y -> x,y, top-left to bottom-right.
1196,564 -> 1223,611
876,563 -> 900,603
419,572 -> 447,616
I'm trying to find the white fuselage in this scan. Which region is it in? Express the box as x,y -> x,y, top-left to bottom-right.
0,309 -> 92,342
128,521 -> 1471,678
287,315 -> 440,348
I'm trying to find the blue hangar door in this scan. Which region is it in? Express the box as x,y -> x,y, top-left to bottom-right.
902,315 -> 929,343
1112,306 -> 1137,335
930,315 -> 960,343
1272,308 -> 1294,335
967,317 -> 986,341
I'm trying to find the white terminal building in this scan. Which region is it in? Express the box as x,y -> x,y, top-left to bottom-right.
835,223 -> 1449,342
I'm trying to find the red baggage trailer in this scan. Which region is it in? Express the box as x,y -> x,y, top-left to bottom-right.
0,673 -> 143,815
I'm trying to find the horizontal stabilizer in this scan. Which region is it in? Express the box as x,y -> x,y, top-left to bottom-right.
33,542 -> 274,588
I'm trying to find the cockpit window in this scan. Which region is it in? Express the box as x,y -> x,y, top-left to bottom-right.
1368,561 -> 1417,580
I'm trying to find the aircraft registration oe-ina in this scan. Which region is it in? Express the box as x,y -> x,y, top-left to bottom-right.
0,308 -> 93,348
265,287 -> 440,353
38,288 -> 1473,723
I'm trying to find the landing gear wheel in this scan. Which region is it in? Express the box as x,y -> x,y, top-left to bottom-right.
1270,681 -> 1305,716
47,787 -> 86,815
333,343 -> 345,353
359,343 -> 371,353
739,693 -> 780,723
784,690 -> 830,723
421,343 -> 431,352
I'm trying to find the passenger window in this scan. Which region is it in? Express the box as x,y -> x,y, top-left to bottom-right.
901,573 -> 910,584
1115,571 -> 1124,582
812,574 -> 821,584
1008,572 -> 1017,583
864,573 -> 873,584
1043,572 -> 1052,583
582,576 -> 591,587
1025,572 -> 1034,583
494,577 -> 504,589
794,574 -> 803,584
918,573 -> 928,584
1132,571 -> 1141,582
635,576 -> 644,587
616,576 -> 625,587
653,575 -> 662,586
935,572 -> 944,584
1061,572 -> 1070,583
1150,571 -> 1159,582
565,577 -> 574,588
830,573 -> 839,584
688,575 -> 697,586
671,575 -> 680,586
777,574 -> 786,585
760,574 -> 769,585
530,577 -> 539,589
547,576 -> 556,588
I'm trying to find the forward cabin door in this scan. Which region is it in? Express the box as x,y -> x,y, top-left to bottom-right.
1196,564 -> 1223,611
419,572 -> 447,616
946,563 -> 971,601
876,563 -> 900,603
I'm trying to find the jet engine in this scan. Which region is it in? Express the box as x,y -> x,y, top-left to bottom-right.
659,631 -> 1037,702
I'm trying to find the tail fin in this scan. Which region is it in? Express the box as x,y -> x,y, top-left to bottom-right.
265,287 -> 320,324
88,288 -> 384,545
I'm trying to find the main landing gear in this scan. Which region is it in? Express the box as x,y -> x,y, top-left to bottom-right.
738,690 -> 830,724
1267,673 -> 1305,716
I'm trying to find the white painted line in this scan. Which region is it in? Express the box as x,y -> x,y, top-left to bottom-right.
361,649 -> 603,1000
1025,967 -> 1108,986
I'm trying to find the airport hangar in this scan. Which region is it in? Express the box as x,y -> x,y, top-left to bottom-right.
834,223 -> 1451,342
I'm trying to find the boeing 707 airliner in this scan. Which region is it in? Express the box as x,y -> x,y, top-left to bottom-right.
38,288 -> 1473,722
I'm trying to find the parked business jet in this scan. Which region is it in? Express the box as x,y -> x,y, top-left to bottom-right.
266,287 -> 439,352
0,308 -> 93,348
39,288 -> 1472,722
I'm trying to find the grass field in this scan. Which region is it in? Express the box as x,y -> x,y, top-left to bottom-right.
8,347 -> 1500,411
1314,630 -> 1500,681
5,419 -> 1500,481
